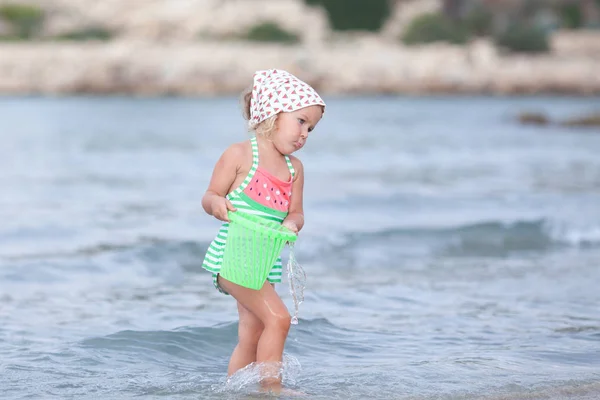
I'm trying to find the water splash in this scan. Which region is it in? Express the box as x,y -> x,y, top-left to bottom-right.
216,354 -> 302,394
286,243 -> 306,325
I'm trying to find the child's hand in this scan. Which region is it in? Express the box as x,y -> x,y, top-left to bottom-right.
282,220 -> 299,234
210,196 -> 236,222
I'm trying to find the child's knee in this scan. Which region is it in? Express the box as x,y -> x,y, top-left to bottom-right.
239,321 -> 263,346
266,312 -> 291,334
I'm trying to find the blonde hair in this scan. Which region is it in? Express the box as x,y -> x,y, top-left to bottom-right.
240,85 -> 278,139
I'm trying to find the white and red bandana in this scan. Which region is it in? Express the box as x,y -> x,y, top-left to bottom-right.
249,69 -> 325,128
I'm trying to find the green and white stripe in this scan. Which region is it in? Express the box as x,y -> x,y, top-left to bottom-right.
202,136 -> 295,292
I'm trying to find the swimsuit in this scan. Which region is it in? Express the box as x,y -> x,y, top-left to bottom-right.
201,136 -> 295,294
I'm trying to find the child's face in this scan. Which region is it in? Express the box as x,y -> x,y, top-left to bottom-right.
273,105 -> 323,155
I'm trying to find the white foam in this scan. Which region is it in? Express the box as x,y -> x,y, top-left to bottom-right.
216,354 -> 302,394
546,221 -> 600,246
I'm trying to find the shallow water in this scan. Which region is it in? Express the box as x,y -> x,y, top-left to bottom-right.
1,95 -> 599,399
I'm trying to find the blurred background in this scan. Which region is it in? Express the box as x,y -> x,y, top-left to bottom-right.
1,1 -> 600,399
0,0 -> 599,97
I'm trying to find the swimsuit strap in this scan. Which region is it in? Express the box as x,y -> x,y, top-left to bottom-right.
284,154 -> 295,180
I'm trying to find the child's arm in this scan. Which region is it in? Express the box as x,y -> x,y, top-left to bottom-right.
201,144 -> 242,222
282,157 -> 304,234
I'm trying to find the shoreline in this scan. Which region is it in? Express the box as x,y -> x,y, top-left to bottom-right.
2,92 -> 600,99
1,38 -> 599,96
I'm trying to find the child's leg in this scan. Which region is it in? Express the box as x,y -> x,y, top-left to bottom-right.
218,277 -> 291,389
227,301 -> 264,376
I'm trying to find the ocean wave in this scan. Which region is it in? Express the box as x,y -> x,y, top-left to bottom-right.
5,219 -> 599,267
312,219 -> 600,260
79,318 -> 388,365
2,237 -> 208,269
80,323 -> 237,364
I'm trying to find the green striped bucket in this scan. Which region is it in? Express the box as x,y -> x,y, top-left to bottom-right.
220,211 -> 297,290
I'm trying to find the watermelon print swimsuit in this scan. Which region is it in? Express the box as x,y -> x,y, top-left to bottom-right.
201,136 -> 295,294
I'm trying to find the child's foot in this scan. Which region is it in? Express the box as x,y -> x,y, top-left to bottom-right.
260,384 -> 305,397
278,388 -> 306,397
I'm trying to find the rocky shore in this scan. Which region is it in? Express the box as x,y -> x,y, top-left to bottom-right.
0,0 -> 599,96
1,34 -> 599,96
